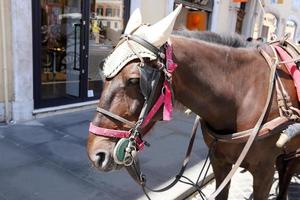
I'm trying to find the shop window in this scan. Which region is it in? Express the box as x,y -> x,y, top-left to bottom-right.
97,7 -> 103,16
33,0 -> 129,107
284,20 -> 297,40
39,0 -> 83,100
88,0 -> 126,98
106,8 -> 112,17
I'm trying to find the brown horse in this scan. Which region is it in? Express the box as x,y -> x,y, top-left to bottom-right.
86,7 -> 300,200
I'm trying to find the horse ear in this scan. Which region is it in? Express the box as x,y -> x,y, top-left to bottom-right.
124,9 -> 142,34
145,4 -> 182,47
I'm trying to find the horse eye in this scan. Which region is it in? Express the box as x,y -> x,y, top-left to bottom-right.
127,78 -> 140,86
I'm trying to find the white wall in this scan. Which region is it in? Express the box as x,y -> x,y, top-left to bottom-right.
11,0 -> 34,121
211,0 -> 239,34
140,0 -> 168,24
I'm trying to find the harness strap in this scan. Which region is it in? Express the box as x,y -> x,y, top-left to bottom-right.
272,45 -> 300,120
89,123 -> 130,138
96,107 -> 135,128
204,116 -> 290,143
127,115 -> 201,193
284,148 -> 300,161
141,80 -> 173,127
121,34 -> 165,59
279,56 -> 300,64
207,47 -> 278,200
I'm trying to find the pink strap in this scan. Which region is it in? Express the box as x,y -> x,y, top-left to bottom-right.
166,44 -> 177,73
163,80 -> 173,121
141,93 -> 165,128
141,44 -> 177,128
164,44 -> 177,120
89,123 -> 130,138
89,123 -> 145,150
275,46 -> 300,100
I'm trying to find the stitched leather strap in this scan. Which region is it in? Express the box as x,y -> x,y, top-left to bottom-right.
121,34 -> 165,59
96,107 -> 135,128
89,123 -> 130,138
126,115 -> 201,192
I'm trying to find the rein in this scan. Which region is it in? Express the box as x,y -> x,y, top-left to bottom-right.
127,116 -> 202,193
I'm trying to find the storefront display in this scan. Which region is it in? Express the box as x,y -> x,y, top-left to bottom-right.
33,0 -> 129,108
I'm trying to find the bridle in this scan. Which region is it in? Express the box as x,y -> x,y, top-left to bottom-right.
89,34 -> 177,166
89,35 -> 206,199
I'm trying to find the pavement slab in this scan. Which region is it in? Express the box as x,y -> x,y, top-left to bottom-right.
2,108 -> 299,200
191,168 -> 300,200
2,125 -> 60,148
0,139 -> 42,170
0,160 -> 102,200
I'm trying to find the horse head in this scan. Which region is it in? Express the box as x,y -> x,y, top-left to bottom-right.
87,5 -> 182,172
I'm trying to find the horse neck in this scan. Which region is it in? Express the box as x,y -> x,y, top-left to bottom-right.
170,36 -> 268,132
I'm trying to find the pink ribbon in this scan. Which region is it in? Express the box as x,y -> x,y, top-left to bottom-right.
275,46 -> 300,101
163,80 -> 172,121
163,44 -> 177,120
141,44 -> 177,127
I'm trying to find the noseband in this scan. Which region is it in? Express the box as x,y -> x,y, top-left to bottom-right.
89,34 -> 178,166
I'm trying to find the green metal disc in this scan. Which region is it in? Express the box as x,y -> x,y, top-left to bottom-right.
115,138 -> 130,162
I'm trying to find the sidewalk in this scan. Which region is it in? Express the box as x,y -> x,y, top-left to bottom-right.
0,109 -> 209,200
191,168 -> 300,200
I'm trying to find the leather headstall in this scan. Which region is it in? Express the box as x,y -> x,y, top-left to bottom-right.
89,34 -> 177,166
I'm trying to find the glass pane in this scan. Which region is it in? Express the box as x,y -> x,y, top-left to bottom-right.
285,20 -> 297,40
88,0 -> 125,98
40,0 -> 82,100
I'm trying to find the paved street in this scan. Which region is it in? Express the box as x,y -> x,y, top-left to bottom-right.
1,108 -> 299,200
0,109 -> 209,200
191,167 -> 300,199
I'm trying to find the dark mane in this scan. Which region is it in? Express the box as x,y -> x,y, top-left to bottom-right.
172,30 -> 254,48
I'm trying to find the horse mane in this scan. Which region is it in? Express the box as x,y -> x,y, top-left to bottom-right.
172,30 -> 254,48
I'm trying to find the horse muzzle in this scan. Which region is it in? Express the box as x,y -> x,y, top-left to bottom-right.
87,133 -> 122,172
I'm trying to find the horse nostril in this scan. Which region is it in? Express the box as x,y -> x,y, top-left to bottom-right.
96,152 -> 106,165
93,150 -> 109,169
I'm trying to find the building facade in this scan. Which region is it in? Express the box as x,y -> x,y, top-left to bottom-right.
0,0 -> 13,123
252,0 -> 300,42
0,0 -> 214,123
1,0 -> 299,123
210,0 -> 300,42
